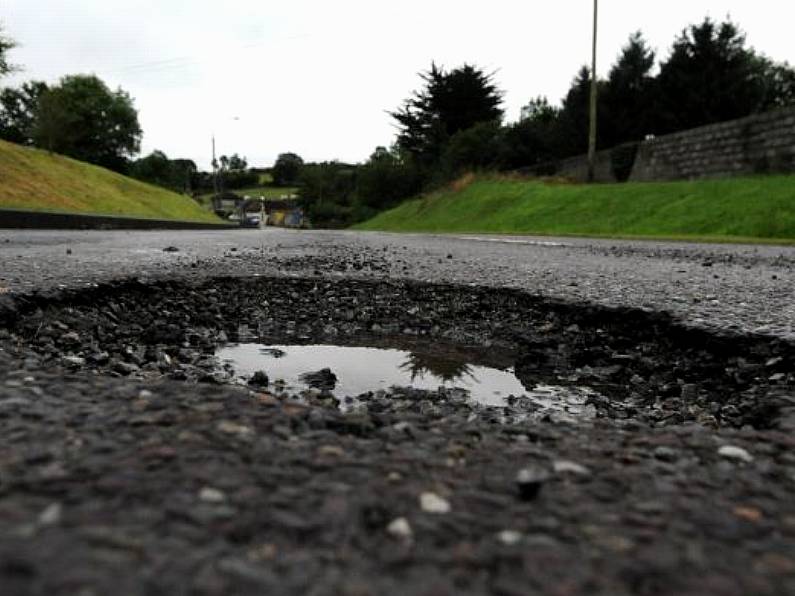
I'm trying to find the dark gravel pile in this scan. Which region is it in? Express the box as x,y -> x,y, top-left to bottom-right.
3,276 -> 794,430
1,271 -> 795,594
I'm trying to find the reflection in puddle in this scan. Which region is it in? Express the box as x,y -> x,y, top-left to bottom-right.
217,343 -> 599,418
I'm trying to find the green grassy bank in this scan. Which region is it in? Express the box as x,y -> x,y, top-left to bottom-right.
0,140 -> 222,223
354,174 -> 795,243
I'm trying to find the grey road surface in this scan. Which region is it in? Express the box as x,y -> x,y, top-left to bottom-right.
2,228 -> 795,595
2,228 -> 793,339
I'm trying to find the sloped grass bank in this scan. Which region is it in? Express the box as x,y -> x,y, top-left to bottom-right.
355,175 -> 795,243
0,140 -> 221,223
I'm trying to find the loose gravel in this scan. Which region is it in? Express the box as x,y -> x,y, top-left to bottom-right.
1,230 -> 795,595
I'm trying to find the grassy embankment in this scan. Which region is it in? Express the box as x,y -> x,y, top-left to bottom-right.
355,174 -> 795,243
0,140 -> 223,223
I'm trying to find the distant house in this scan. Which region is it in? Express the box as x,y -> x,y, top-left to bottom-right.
264,199 -> 305,228
212,191 -> 244,217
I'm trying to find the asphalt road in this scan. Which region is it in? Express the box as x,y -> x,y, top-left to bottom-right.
2,228 -> 794,338
2,229 -> 795,595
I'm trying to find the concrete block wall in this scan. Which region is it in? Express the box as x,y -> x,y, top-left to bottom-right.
516,106 -> 795,183
629,106 -> 795,182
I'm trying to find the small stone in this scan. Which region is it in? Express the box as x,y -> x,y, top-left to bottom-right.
653,446 -> 679,462
387,517 -> 413,540
199,487 -> 227,504
420,492 -> 451,514
300,368 -> 337,391
61,331 -> 80,344
497,530 -> 523,546
680,384 -> 698,402
113,361 -> 140,375
248,371 -> 269,387
387,472 -> 402,483
61,356 -> 86,368
515,467 -> 549,501
317,445 -> 344,457
217,420 -> 254,437
163,246 -> 180,252
718,445 -> 753,463
38,503 -> 62,526
733,506 -> 763,522
553,460 -> 591,476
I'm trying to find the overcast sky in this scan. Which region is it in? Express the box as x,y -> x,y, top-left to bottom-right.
3,1 -> 794,170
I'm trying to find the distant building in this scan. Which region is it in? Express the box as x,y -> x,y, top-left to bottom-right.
264,199 -> 305,228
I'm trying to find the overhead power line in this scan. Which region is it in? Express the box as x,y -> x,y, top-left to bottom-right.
105,33 -> 310,76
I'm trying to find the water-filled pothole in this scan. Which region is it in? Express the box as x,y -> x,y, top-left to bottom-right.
6,276 -> 792,429
217,343 -> 599,419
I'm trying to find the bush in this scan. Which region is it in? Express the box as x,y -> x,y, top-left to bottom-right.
356,149 -> 423,211
272,153 -> 304,186
440,121 -> 505,177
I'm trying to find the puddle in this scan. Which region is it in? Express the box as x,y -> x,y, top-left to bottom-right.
458,236 -> 570,248
217,343 -> 599,418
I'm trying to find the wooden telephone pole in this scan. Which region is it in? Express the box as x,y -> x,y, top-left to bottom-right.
587,0 -> 598,182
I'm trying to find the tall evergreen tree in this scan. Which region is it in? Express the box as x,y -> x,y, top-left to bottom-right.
391,63 -> 503,168
557,66 -> 608,156
602,32 -> 656,146
655,18 -> 775,133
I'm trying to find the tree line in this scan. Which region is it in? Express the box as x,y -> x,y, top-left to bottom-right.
294,17 -> 794,226
2,17 -> 793,226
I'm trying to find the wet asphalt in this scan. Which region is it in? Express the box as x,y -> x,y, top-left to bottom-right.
1,228 -> 794,595
1,228 -> 794,338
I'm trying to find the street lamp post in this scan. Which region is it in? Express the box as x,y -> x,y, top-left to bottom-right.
587,0 -> 598,183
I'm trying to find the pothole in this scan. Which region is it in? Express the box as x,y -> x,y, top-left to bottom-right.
217,342 -> 599,419
2,276 -> 794,429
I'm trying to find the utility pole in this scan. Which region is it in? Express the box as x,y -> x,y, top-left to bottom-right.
587,0 -> 598,183
211,134 -> 220,210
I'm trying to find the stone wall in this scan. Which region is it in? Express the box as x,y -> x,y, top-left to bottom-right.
629,106 -> 795,181
516,106 -> 795,183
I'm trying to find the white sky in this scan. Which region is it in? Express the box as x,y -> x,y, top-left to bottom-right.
3,1 -> 794,170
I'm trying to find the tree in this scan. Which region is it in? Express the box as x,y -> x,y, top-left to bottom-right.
654,18 -> 791,134
0,81 -> 48,144
272,152 -> 304,186
0,24 -> 16,78
557,66 -> 608,156
130,150 -> 197,193
298,161 -> 357,227
502,97 -> 565,169
226,153 -> 247,171
355,146 -> 422,213
441,121 -> 505,176
754,58 -> 795,109
602,32 -> 656,146
32,74 -> 142,172
391,63 -> 503,167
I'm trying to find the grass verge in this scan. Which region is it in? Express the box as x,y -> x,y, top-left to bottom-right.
0,140 -> 222,223
354,174 -> 795,243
